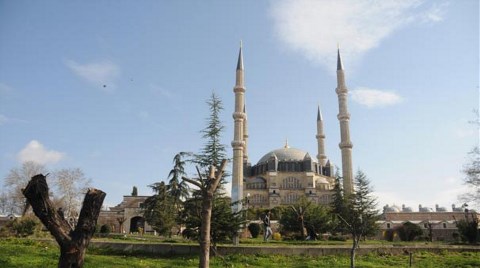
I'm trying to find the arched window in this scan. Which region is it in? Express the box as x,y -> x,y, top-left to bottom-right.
251,194 -> 267,204
246,177 -> 266,189
283,193 -> 299,204
282,177 -> 301,189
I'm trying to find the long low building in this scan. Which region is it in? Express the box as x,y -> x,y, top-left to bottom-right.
376,204 -> 479,241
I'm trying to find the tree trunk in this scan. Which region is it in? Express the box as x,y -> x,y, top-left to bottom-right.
199,191 -> 213,268
350,236 -> 359,268
183,160 -> 227,268
22,174 -> 106,268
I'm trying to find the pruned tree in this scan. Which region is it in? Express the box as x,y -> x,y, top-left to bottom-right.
116,217 -> 126,234
4,161 -> 47,215
336,170 -> 380,268
22,174 -> 105,268
182,160 -> 227,268
53,168 -> 92,221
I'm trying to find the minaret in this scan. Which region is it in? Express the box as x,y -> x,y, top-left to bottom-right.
231,43 -> 246,212
336,49 -> 354,195
243,104 -> 249,164
316,106 -> 327,166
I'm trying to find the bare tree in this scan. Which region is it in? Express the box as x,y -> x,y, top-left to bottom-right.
53,168 -> 92,219
461,110 -> 480,206
182,159 -> 227,268
23,174 -> 105,268
4,161 -> 47,215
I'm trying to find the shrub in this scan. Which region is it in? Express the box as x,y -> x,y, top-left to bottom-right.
272,232 -> 281,241
100,224 -> 111,235
328,235 -> 347,241
396,222 -> 423,241
248,223 -> 261,238
12,217 -> 38,237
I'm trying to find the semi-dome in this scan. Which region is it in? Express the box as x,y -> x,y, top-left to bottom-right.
257,146 -> 317,164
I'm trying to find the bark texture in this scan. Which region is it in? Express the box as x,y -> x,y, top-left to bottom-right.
183,160 -> 227,268
22,174 -> 106,268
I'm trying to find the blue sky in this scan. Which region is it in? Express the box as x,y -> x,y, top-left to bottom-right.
1,0 -> 478,211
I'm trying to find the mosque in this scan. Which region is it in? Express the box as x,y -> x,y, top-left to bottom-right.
230,45 -> 354,209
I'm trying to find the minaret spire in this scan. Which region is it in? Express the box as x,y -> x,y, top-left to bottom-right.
243,103 -> 249,163
335,48 -> 354,195
316,105 -> 327,166
231,42 -> 246,220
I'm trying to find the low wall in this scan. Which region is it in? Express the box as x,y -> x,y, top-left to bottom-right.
90,241 -> 480,257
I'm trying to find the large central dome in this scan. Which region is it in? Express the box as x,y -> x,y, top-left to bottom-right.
257,146 -> 316,164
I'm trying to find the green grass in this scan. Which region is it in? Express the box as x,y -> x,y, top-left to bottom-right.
1,238 -> 479,268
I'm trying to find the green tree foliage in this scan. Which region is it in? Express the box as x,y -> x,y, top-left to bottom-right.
248,222 -> 261,238
131,186 -> 138,196
167,152 -> 191,207
180,194 -> 244,246
396,221 -> 423,241
336,170 -> 380,268
456,212 -> 479,244
331,173 -> 347,234
279,197 -> 331,240
195,93 -> 228,180
11,217 -> 38,237
143,182 -> 176,236
99,224 -> 111,235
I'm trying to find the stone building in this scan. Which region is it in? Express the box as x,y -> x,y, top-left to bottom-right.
376,204 -> 479,241
231,45 -> 354,209
97,195 -> 154,234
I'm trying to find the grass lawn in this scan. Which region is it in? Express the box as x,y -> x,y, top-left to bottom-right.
1,238 -> 479,267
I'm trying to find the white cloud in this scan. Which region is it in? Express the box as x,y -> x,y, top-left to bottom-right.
0,114 -> 8,126
66,60 -> 120,91
270,0 -> 446,69
150,84 -> 174,99
0,83 -> 13,94
422,2 -> 448,23
350,87 -> 403,108
17,140 -> 65,165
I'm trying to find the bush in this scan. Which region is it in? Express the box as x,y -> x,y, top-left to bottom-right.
12,217 -> 38,237
396,222 -> 423,241
100,224 -> 111,235
248,223 -> 261,238
328,235 -> 347,241
272,232 -> 281,241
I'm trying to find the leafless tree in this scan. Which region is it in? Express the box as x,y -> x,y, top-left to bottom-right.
461,110 -> 480,206
53,168 -> 92,219
4,161 -> 47,214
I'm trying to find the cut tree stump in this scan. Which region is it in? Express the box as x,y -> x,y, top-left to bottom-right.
22,174 -> 106,268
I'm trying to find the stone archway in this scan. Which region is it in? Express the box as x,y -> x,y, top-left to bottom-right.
129,216 -> 145,233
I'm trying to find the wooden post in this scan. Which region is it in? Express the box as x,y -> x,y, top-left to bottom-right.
22,174 -> 105,268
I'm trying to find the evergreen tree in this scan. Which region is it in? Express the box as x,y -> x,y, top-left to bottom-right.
331,172 -> 346,234
143,181 -> 176,236
336,170 -> 380,268
195,93 -> 228,182
167,152 -> 191,206
131,186 -> 138,196
279,196 -> 331,240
